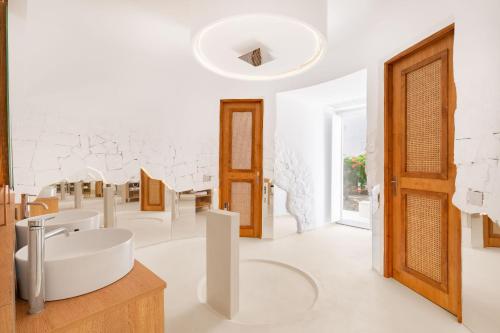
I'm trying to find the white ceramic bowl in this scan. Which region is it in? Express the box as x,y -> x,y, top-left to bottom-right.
16,209 -> 100,248
16,228 -> 134,301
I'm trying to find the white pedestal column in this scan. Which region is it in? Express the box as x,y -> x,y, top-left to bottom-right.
74,181 -> 83,209
206,210 -> 239,319
103,186 -> 116,228
60,182 -> 66,201
470,213 -> 484,248
170,189 -> 179,221
262,181 -> 274,239
118,184 -> 127,204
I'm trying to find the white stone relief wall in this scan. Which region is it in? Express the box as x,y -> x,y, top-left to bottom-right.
273,138 -> 314,232
452,1 -> 500,223
12,117 -> 218,195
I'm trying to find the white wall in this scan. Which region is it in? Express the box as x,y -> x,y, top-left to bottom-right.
275,97 -> 325,228
273,185 -> 290,217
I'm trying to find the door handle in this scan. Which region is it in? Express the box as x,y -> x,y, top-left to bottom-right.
391,177 -> 398,195
256,171 -> 260,184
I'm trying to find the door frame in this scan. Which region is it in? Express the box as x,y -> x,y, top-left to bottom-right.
383,24 -> 461,319
0,3 -> 9,186
219,99 -> 264,238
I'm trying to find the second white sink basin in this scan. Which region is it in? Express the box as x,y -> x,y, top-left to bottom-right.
16,209 -> 100,248
16,228 -> 134,301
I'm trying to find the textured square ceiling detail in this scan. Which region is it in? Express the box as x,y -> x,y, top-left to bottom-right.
238,48 -> 274,67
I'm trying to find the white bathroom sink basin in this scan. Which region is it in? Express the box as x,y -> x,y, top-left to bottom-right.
16,228 -> 134,301
16,209 -> 100,248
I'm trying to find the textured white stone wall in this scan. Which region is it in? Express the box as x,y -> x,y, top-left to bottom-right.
273,138 -> 314,232
452,0 -> 500,223
12,114 -> 218,194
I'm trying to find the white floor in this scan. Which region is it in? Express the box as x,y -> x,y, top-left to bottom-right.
136,221 -> 470,333
273,214 -> 298,239
338,209 -> 371,229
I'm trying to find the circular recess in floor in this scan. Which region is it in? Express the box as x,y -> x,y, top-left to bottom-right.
198,259 -> 319,325
129,217 -> 164,223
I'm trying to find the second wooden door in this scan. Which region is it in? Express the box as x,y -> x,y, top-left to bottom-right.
219,99 -> 263,238
385,25 -> 461,319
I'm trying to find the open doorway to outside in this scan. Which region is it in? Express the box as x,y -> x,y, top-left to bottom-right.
331,103 -> 370,229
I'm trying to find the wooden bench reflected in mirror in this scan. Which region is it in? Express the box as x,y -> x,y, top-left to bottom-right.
483,216 -> 500,248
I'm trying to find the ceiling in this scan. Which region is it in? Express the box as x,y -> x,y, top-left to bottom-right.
277,69 -> 367,107
192,14 -> 326,81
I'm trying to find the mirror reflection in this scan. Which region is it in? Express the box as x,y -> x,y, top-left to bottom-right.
462,214 -> 500,333
16,168 -> 217,250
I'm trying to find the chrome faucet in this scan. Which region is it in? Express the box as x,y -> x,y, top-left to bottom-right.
27,217 -> 69,314
24,200 -> 48,218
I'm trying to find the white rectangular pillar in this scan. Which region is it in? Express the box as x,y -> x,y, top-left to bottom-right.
262,180 -> 274,239
206,210 -> 239,319
103,186 -> 116,228
170,189 -> 179,221
74,181 -> 83,209
60,182 -> 66,200
118,184 -> 127,204
470,213 -> 484,248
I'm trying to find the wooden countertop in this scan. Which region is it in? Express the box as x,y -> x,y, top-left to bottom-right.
16,260 -> 166,333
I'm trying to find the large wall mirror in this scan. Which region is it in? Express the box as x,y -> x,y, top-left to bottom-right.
16,167 -> 217,251
462,213 -> 500,333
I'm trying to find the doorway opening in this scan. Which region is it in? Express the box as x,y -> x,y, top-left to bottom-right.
331,104 -> 370,229
274,69 -> 368,235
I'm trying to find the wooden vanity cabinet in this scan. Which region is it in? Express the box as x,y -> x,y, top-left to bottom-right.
0,185 -> 16,333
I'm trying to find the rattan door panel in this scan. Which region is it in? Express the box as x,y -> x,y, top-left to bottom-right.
220,100 -> 263,238
401,190 -> 448,292
402,51 -> 448,179
231,111 -> 253,170
229,181 -> 254,230
386,26 -> 461,318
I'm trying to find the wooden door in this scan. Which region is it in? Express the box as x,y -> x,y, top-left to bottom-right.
0,185 -> 16,333
95,181 -> 104,197
0,3 -> 9,186
384,25 -> 461,319
140,169 -> 165,211
483,216 -> 500,248
219,99 -> 263,238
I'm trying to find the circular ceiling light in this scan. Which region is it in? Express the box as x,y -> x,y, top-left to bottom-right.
192,14 -> 326,81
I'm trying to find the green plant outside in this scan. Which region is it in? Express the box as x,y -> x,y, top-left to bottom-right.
343,153 -> 367,192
